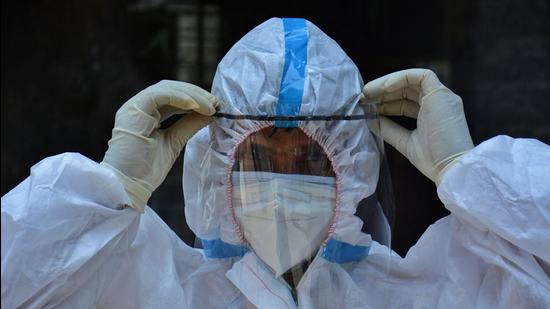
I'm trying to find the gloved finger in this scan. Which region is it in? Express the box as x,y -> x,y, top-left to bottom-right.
378,100 -> 419,118
156,80 -> 219,116
379,87 -> 420,104
379,116 -> 411,158
158,105 -> 188,122
363,72 -> 397,99
363,69 -> 443,99
130,87 -> 199,116
383,69 -> 443,96
132,83 -> 217,117
164,113 -> 214,151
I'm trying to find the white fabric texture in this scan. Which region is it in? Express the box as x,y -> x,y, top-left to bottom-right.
183,18 -> 380,248
2,136 -> 549,308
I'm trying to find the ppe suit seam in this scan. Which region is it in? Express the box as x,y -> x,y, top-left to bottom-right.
241,261 -> 292,309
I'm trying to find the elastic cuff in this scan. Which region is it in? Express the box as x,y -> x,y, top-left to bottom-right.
99,162 -> 150,213
435,151 -> 470,187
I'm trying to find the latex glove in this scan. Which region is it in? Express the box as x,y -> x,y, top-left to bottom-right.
101,80 -> 218,212
363,69 -> 473,185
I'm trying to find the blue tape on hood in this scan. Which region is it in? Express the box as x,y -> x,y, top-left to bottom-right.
201,239 -> 249,258
322,238 -> 370,263
275,18 -> 308,127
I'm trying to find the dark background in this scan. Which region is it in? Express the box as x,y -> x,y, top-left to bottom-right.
2,0 -> 549,256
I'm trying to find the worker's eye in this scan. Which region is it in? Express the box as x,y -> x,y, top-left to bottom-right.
308,151 -> 321,161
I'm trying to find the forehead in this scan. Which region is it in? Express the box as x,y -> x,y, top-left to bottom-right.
234,126 -> 335,177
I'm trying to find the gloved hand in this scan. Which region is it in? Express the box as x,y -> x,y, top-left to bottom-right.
362,69 -> 474,185
101,80 -> 218,212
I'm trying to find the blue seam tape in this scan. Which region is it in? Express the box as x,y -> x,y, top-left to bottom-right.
322,238 -> 370,263
201,238 -> 249,258
275,18 -> 308,128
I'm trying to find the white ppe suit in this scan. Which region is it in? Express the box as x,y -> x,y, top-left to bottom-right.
2,18 -> 550,308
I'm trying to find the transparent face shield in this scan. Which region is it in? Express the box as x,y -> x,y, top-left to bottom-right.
193,104 -> 395,294
357,102 -> 395,253
232,125 -> 337,285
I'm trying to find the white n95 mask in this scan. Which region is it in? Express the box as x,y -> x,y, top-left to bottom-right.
232,171 -> 336,277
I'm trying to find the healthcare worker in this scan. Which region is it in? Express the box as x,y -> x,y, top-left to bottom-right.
2,18 -> 549,308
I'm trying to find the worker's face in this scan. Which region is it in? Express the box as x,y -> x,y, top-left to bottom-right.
234,127 -> 335,177
232,126 -> 336,278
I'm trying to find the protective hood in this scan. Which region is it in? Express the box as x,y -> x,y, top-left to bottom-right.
183,18 -> 380,261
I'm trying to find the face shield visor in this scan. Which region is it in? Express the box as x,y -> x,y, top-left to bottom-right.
231,125 -> 336,278
194,105 -> 395,280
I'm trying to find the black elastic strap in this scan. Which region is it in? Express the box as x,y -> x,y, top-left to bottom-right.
213,112 -> 375,121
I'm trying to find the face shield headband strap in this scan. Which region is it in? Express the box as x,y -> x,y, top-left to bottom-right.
213,113 -> 376,121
